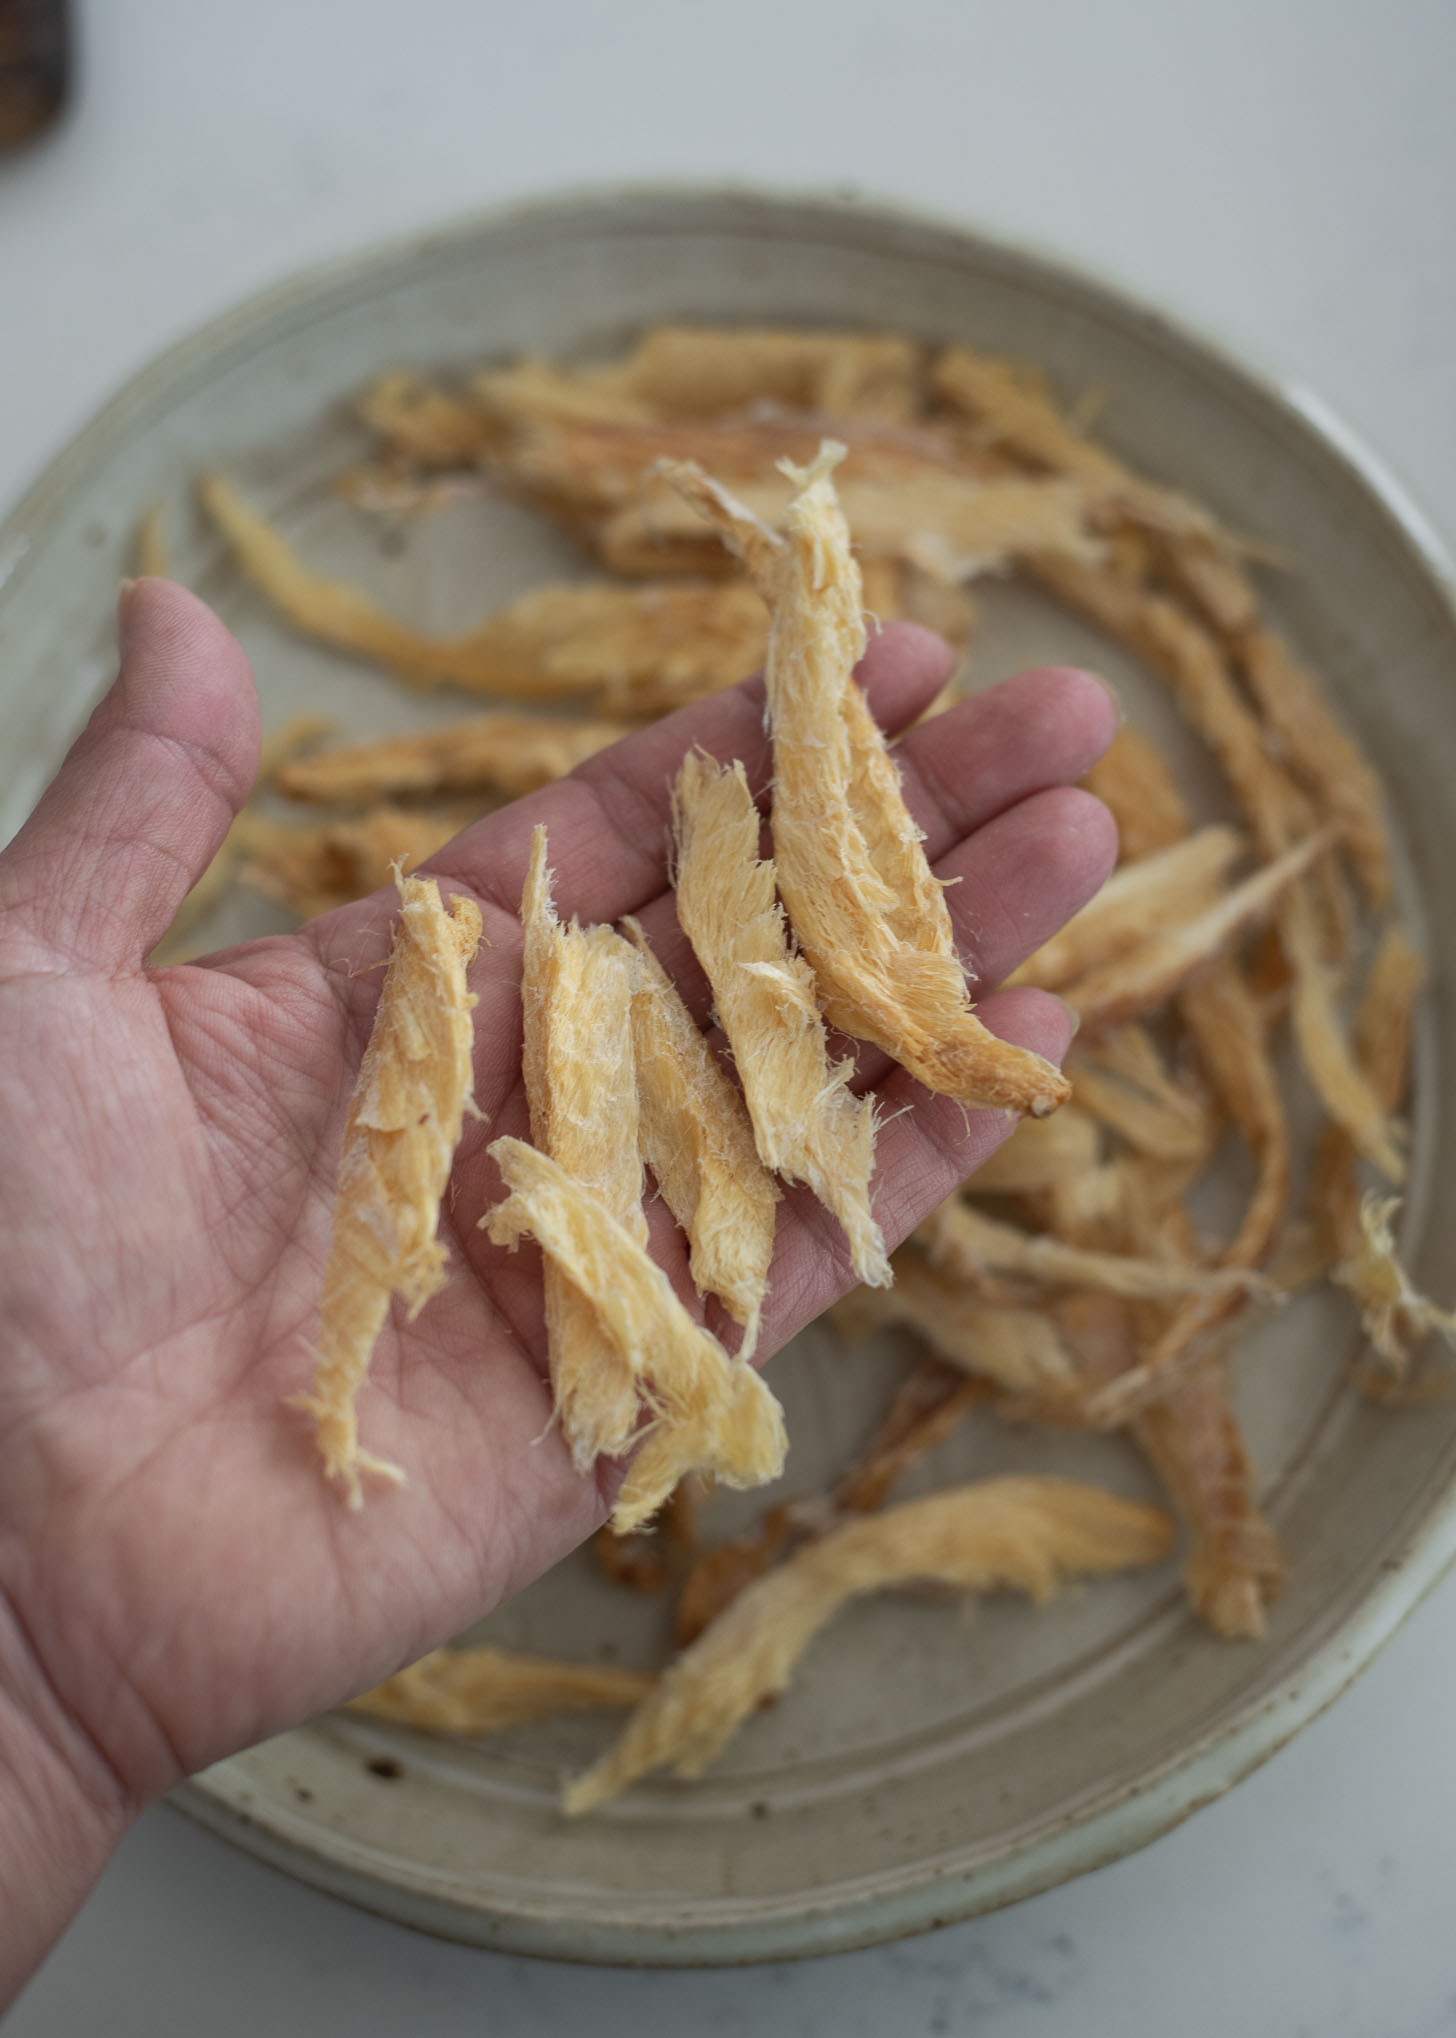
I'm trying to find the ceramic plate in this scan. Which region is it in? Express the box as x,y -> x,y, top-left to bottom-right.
3,188 -> 1454,1966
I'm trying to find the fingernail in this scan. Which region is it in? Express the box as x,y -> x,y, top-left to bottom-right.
1097,674 -> 1128,729
116,578 -> 139,653
1052,994 -> 1083,1040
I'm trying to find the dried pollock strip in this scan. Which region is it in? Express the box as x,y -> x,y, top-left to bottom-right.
278,713 -> 621,805
918,1196 -> 1273,1306
669,446 -> 1069,1118
671,749 -> 888,1287
201,475 -> 768,711
835,1250 -> 1077,1394
964,1106 -> 1102,1194
1084,960 -> 1289,1427
134,503 -> 170,579
289,874 -> 482,1504
604,469 -> 1101,586
1334,1196 -> 1456,1383
1058,832 -> 1330,1034
1236,626 -> 1392,910
484,1137 -> 787,1533
564,1477 -> 1172,1811
357,371 -> 498,466
239,804 -> 469,920
349,1645 -> 654,1734
1312,927 -> 1425,1271
624,919 -> 779,1357
611,324 -> 923,422
518,829 -> 646,1466
1132,1364 -> 1286,1639
1080,725 -> 1192,863
1010,825 -> 1245,992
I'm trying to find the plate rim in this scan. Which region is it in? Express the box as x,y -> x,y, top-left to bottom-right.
10,179 -> 1456,1966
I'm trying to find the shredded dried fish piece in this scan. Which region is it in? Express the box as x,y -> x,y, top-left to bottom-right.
1132,1363 -> 1286,1638
201,475 -> 769,711
484,1137 -> 786,1532
918,1196 -> 1273,1305
349,1645 -> 653,1734
932,345 -> 1216,537
1010,826 -> 1245,991
288,874 -> 482,1504
1236,625 -> 1392,910
1058,831 -> 1331,1034
357,371 -> 497,466
624,918 -> 779,1356
1334,1195 -> 1456,1382
470,356 -> 661,430
239,804 -> 469,919
1312,926 -> 1425,1268
1066,1027 -> 1214,1165
1084,960 -> 1289,1427
673,1506 -> 796,1648
964,1106 -> 1102,1194
832,1359 -> 989,1514
835,1251 -> 1077,1393
277,713 -> 621,805
518,828 -> 646,1466
565,1476 -> 1172,1811
607,468 -> 1101,586
671,749 -> 887,1287
612,324 -> 923,422
670,447 -> 1069,1118
1080,725 -> 1192,863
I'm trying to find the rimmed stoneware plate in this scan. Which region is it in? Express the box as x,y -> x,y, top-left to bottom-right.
2,187 -> 1454,1967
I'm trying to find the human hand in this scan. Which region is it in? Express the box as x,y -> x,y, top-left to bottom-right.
0,579 -> 1115,1993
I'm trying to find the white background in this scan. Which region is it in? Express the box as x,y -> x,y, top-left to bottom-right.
6,2 -> 1456,2030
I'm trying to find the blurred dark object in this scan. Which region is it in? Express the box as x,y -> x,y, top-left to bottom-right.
0,0 -> 69,154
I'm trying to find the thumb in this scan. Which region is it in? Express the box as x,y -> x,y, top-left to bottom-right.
0,578 -> 260,972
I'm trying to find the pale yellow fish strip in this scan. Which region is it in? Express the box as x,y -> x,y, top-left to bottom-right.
289,873 -> 482,1505
349,1645 -> 654,1735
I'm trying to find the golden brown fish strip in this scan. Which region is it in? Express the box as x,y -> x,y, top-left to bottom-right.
671,749 -> 888,1287
1236,625 -> 1393,909
1010,825 -> 1245,991
673,1505 -> 796,1648
349,1645 -> 654,1734
288,874 -> 482,1504
835,1250 -> 1077,1394
470,356 -> 660,430
201,475 -> 768,710
277,713 -> 622,805
669,448 -> 1070,1118
518,828 -> 646,1467
564,1476 -> 1172,1811
832,1360 -> 990,1515
1030,555 -> 1398,1170
614,324 -> 923,421
964,1106 -> 1102,1194
1154,536 -> 1261,637
1312,926 -> 1425,1266
1132,1363 -> 1286,1638
675,1359 -> 985,1646
1080,725 -> 1192,863
357,370 -> 497,466
1082,960 -> 1290,1428
607,468 -> 1101,587
239,805 -> 469,920
1059,832 -> 1330,1034
484,1137 -> 787,1533
623,918 -> 779,1357
932,345 -> 1214,538
1334,1195 -> 1456,1381
1066,1053 -> 1214,1167
918,1196 -> 1273,1305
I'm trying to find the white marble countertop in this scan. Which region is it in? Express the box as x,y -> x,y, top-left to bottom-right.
5,2 -> 1456,2029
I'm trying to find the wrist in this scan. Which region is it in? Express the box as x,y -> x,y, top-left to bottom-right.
0,1593 -> 135,2006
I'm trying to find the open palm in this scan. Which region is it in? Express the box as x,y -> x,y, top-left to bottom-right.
0,581 -> 1114,1953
